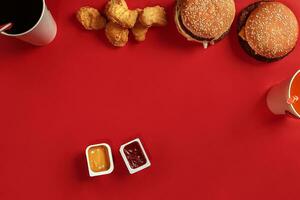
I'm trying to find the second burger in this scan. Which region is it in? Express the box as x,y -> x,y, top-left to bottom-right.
175,0 -> 236,48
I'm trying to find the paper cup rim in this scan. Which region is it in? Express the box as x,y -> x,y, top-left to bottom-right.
1,0 -> 45,37
288,69 -> 300,118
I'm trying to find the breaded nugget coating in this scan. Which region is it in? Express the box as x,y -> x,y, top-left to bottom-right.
131,21 -> 149,42
105,0 -> 138,28
106,0 -> 128,9
76,6 -> 106,30
139,6 -> 167,27
105,21 -> 129,47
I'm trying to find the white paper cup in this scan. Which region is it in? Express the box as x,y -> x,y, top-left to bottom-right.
1,0 -> 57,46
266,70 -> 300,118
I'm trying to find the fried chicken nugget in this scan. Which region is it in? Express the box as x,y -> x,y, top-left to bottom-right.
131,9 -> 148,42
139,6 -> 167,27
76,6 -> 106,30
105,0 -> 138,28
106,0 -> 128,9
131,21 -> 149,42
105,21 -> 129,47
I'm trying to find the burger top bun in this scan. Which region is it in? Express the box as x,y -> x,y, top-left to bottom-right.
243,2 -> 299,59
180,0 -> 236,40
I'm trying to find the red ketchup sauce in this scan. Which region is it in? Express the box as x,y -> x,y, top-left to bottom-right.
123,141 -> 147,169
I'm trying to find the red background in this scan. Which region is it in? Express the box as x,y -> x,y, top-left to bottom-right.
1,0 -> 300,199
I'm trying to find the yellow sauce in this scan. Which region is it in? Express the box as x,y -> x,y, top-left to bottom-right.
239,26 -> 246,41
88,146 -> 110,172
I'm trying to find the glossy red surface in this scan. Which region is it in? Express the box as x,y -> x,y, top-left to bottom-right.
1,0 -> 300,199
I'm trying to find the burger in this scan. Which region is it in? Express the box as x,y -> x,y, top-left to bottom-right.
238,1 -> 299,62
175,0 -> 236,48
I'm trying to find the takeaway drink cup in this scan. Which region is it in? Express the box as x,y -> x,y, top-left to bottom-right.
0,0 -> 57,46
266,70 -> 300,118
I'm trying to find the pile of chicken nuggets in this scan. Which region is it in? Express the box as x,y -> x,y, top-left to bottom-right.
76,0 -> 167,47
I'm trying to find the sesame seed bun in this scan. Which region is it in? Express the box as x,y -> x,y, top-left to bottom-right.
238,1 -> 299,62
175,0 -> 235,48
